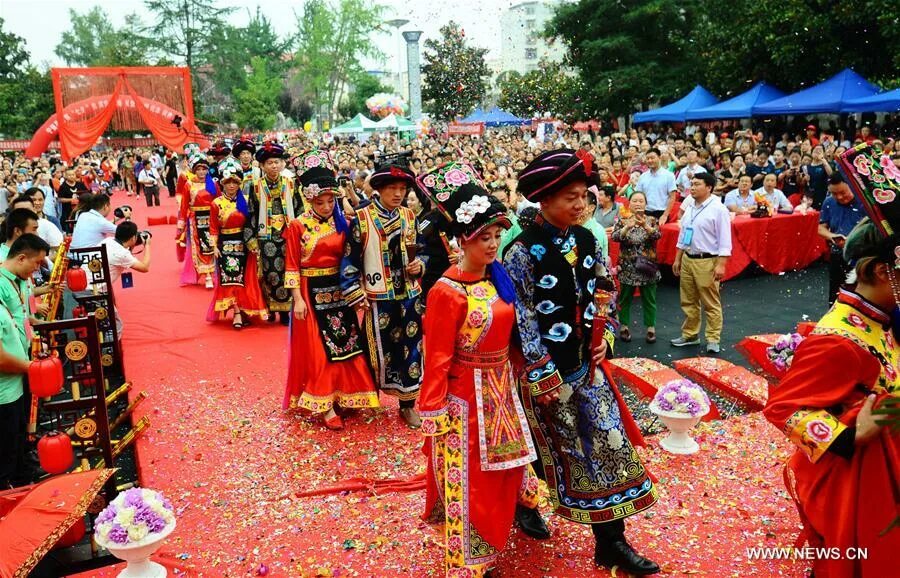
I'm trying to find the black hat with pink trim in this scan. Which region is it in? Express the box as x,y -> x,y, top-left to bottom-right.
369,163 -> 416,191
516,148 -> 596,202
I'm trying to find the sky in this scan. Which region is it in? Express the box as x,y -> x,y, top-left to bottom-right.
2,0 -> 525,71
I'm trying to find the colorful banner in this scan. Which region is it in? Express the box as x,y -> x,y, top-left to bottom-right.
448,122 -> 484,136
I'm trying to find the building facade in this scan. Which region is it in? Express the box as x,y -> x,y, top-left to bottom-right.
499,1 -> 566,74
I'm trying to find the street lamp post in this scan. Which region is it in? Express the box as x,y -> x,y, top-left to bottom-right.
403,31 -> 424,121
384,19 -> 409,96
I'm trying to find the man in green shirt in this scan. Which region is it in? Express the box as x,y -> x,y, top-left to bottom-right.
0,234 -> 46,488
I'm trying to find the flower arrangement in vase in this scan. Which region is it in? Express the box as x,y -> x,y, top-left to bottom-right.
751,192 -> 774,218
766,332 -> 804,377
94,488 -> 177,578
649,379 -> 711,454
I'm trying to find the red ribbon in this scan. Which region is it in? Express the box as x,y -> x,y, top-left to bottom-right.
390,166 -> 407,178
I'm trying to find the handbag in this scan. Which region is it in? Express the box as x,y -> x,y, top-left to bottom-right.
633,254 -> 659,277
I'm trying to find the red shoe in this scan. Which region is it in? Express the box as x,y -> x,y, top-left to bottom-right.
324,414 -> 343,430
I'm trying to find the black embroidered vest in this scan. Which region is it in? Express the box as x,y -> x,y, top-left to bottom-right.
515,223 -> 597,375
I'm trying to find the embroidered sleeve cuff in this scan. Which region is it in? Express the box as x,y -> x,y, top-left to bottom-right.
247,239 -> 258,252
420,407 -> 450,436
284,271 -> 300,289
783,408 -> 848,463
524,356 -> 563,396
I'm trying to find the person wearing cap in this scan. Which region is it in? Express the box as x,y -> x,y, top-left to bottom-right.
340,160 -> 425,429
503,149 -> 659,575
232,138 -> 259,185
282,150 -> 380,430
243,141 -> 303,324
206,140 -> 232,182
805,124 -> 820,147
764,146 -> 900,578
176,154 -> 218,289
207,157 -> 267,329
417,161 -> 540,577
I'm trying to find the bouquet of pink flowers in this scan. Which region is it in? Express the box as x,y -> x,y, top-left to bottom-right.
766,332 -> 804,373
651,379 -> 711,417
94,488 -> 175,546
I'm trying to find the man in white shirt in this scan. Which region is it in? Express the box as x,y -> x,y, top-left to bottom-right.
672,172 -> 732,353
137,160 -> 161,207
753,173 -> 794,213
674,149 -> 707,198
71,194 -> 117,249
98,222 -> 151,335
636,148 -> 677,224
724,174 -> 757,214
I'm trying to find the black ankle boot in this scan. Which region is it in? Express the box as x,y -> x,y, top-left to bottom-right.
279,311 -> 290,326
515,505 -> 550,540
593,533 -> 660,575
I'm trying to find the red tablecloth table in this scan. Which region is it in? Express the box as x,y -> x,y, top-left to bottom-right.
647,211 -> 826,281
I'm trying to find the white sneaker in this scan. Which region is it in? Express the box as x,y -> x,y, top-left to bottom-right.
205,275 -> 214,289
706,342 -> 721,354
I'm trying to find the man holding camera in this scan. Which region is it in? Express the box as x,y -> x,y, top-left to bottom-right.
98,222 -> 151,335
138,160 -> 161,207
818,173 -> 864,305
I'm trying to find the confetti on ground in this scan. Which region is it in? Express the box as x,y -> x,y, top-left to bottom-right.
71,201 -> 807,577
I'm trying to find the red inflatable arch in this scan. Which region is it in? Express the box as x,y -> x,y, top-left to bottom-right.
27,67 -> 207,160
25,94 -> 208,159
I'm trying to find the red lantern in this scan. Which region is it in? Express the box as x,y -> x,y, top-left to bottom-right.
66,268 -> 88,292
54,516 -> 86,549
29,353 -> 64,397
38,431 -> 74,474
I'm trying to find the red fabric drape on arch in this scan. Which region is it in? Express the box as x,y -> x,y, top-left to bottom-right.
48,67 -> 202,161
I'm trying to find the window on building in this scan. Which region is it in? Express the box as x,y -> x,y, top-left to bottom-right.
525,19 -> 535,30
525,48 -> 537,60
525,5 -> 535,14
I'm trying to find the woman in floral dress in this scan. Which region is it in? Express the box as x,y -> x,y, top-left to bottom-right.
417,162 -> 539,578
611,191 -> 662,343
283,150 -> 379,429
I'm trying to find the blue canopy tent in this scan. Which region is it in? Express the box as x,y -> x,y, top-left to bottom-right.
481,107 -> 530,127
842,88 -> 900,113
458,108 -> 488,123
632,86 -> 719,123
752,69 -> 880,115
685,82 -> 786,120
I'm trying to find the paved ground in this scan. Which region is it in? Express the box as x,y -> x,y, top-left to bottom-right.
616,260 -> 829,365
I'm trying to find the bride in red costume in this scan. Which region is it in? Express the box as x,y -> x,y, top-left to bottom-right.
206,157 -> 268,328
176,153 -> 218,289
282,150 -> 379,429
416,162 -> 540,578
764,146 -> 900,578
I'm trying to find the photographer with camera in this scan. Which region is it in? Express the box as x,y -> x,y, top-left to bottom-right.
99,222 -> 151,334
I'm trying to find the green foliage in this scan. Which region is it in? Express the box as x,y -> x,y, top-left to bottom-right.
697,0 -> 900,95
0,18 -> 28,81
498,62 -> 587,121
291,0 -> 385,124
143,0 -> 236,69
0,66 -> 54,138
233,57 -> 282,130
54,8 -> 155,66
338,72 -> 391,119
421,22 -> 489,121
548,0 -> 900,115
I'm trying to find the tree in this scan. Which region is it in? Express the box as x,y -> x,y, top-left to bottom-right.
498,62 -> 588,121
338,72 -> 391,119
696,0 -> 900,95
292,0 -> 385,125
143,0 -> 236,70
54,8 -> 156,66
0,18 -> 29,80
0,18 -> 53,138
421,22 -> 489,121
547,0 -> 702,116
233,57 -> 282,131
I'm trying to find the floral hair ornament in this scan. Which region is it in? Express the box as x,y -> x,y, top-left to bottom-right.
218,157 -> 243,182
294,149 -> 341,200
416,161 -> 509,240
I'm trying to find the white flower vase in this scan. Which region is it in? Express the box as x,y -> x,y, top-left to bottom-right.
649,403 -> 708,455
101,521 -> 176,578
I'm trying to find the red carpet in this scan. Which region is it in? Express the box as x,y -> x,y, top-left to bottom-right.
71,194 -> 805,577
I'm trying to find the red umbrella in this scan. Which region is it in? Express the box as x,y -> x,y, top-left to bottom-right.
0,469 -> 114,578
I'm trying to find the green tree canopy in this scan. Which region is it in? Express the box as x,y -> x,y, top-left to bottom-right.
0,17 -> 28,81
54,8 -> 155,66
143,0 -> 236,70
547,0 -> 701,117
421,21 -> 489,121
0,18 -> 53,138
498,62 -> 587,122
233,56 -> 282,131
